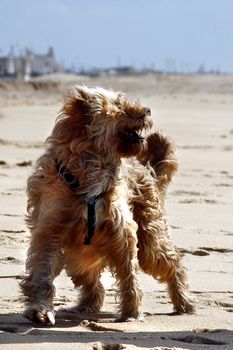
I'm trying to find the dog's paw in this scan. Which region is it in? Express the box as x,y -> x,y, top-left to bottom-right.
24,305 -> 55,325
76,305 -> 100,314
175,299 -> 196,314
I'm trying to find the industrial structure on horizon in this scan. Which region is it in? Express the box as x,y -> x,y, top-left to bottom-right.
0,46 -> 222,80
0,47 -> 62,80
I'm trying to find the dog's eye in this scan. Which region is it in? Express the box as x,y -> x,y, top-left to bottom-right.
144,107 -> 151,116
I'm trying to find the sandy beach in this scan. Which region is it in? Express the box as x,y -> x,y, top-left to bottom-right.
0,74 -> 232,349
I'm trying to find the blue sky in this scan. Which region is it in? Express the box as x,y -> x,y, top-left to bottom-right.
1,0 -> 233,72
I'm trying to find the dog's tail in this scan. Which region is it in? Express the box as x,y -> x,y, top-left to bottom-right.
138,131 -> 178,195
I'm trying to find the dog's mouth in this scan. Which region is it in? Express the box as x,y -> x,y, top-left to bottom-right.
118,128 -> 144,144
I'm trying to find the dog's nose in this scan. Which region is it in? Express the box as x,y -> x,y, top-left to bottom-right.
144,107 -> 151,116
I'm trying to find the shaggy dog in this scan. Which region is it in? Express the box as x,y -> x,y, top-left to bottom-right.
20,86 -> 195,325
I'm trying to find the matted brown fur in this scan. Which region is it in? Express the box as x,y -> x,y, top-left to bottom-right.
20,86 -> 195,324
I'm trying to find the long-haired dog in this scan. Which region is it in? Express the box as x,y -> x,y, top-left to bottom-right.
20,86 -> 195,324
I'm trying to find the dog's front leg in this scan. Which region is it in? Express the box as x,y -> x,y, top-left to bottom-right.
20,227 -> 63,325
108,222 -> 142,321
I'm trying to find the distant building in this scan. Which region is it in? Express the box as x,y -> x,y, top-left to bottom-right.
80,65 -> 136,77
0,47 -> 63,80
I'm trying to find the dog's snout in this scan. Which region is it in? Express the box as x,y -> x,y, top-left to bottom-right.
144,107 -> 151,116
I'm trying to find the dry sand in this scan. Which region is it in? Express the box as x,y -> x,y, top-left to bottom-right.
0,74 -> 232,349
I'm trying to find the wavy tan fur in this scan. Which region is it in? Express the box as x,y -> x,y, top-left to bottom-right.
20,85 -> 195,324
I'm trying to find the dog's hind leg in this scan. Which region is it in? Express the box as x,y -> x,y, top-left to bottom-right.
71,269 -> 105,313
20,227 -> 63,324
108,222 -> 143,321
137,227 -> 195,314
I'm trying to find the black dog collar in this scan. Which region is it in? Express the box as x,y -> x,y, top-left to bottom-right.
83,195 -> 98,245
55,159 -> 80,189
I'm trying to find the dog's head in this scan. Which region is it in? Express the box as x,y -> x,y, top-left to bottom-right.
53,85 -> 153,158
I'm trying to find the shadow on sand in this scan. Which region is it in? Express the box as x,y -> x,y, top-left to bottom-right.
0,311 -> 232,349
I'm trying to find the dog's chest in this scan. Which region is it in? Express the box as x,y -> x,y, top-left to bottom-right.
77,162 -> 118,198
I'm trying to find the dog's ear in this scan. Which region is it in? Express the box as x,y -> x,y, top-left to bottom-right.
62,86 -> 92,122
48,87 -> 94,146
